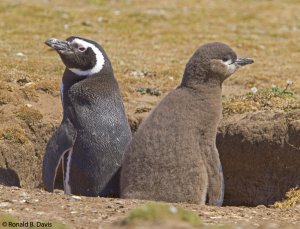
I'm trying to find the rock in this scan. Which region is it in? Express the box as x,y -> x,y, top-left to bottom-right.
217,110 -> 300,206
15,52 -> 25,57
67,195 -> 82,201
0,202 -> 11,208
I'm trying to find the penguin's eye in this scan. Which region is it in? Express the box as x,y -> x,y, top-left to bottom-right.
222,56 -> 230,62
78,46 -> 86,52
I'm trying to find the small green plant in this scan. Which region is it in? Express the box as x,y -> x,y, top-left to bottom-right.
223,82 -> 299,116
0,128 -> 28,144
271,80 -> 294,97
136,87 -> 161,96
15,107 -> 43,126
122,202 -> 202,227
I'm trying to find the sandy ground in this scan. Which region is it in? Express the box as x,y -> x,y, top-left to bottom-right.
0,186 -> 300,229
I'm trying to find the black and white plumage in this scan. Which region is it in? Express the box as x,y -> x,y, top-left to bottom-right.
42,36 -> 132,197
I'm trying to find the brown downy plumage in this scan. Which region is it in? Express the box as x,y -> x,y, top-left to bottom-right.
121,42 -> 253,205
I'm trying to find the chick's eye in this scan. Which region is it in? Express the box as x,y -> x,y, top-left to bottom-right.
78,46 -> 86,52
222,56 -> 230,62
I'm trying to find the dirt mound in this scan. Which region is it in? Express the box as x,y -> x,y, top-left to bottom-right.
2,108 -> 300,207
217,110 -> 300,206
0,93 -> 60,188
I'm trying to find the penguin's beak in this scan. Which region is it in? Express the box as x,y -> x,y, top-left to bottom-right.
45,38 -> 71,52
235,57 -> 254,66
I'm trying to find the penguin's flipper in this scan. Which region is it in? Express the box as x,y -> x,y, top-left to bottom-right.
206,147 -> 224,206
42,118 -> 77,192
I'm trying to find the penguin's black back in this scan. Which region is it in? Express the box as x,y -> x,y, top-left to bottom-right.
65,69 -> 131,196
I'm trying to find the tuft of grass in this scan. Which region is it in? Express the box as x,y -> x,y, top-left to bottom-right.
122,202 -> 202,227
0,92 -> 13,105
20,87 -> 39,102
35,80 -> 60,96
223,86 -> 299,116
274,187 -> 300,209
15,107 -> 43,126
0,212 -> 18,228
87,0 -> 107,6
0,128 -> 28,144
136,87 -> 161,96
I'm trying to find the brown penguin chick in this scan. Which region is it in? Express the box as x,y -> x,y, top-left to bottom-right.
120,42 -> 253,205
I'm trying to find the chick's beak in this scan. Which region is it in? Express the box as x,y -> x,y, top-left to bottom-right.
45,38 -> 71,52
235,57 -> 254,66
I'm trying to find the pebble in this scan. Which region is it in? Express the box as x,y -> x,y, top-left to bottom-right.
114,200 -> 124,205
130,70 -> 145,78
24,82 -> 34,87
16,52 -> 25,57
36,211 -> 45,215
7,208 -> 13,213
19,191 -> 28,198
97,17 -> 108,23
0,202 -> 11,208
54,189 -> 64,195
67,195 -> 82,201
114,10 -> 120,16
169,206 -> 178,214
97,17 -> 104,22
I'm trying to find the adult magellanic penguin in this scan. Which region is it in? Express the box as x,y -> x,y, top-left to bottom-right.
121,42 -> 253,205
42,36 -> 132,197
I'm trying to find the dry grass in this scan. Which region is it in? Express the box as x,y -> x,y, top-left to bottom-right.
15,106 -> 43,126
0,0 -> 300,114
0,128 -> 28,144
223,84 -> 300,116
274,187 -> 300,209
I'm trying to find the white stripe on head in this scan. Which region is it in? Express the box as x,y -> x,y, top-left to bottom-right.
68,38 -> 105,76
223,59 -> 238,76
